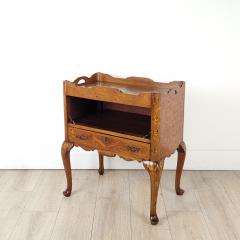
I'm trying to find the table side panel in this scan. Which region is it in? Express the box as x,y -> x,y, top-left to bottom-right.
159,83 -> 185,158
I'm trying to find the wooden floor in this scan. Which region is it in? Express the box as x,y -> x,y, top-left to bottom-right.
0,170 -> 240,240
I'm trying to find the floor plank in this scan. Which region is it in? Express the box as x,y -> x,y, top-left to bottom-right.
36,170 -> 66,188
51,170 -> 99,240
211,171 -> 240,191
188,171 -> 223,190
0,192 -> 30,240
234,171 -> 240,178
91,170 -> 131,240
167,211 -> 212,240
9,212 -> 57,240
25,171 -> 64,212
0,170 -> 42,192
196,188 -> 240,240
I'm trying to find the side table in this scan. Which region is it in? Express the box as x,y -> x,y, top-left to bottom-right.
61,72 -> 186,225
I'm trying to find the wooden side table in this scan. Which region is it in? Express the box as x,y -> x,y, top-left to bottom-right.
61,72 -> 186,225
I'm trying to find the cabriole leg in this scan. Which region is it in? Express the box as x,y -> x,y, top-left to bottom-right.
61,141 -> 74,197
175,141 -> 186,195
143,160 -> 164,225
98,152 -> 104,175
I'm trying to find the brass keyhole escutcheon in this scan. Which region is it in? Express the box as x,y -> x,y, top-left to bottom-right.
104,137 -> 110,144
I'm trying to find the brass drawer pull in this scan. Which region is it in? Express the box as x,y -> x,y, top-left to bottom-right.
127,146 -> 140,153
104,137 -> 110,144
76,134 -> 88,140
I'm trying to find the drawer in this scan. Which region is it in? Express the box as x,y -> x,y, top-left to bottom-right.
68,127 -> 150,161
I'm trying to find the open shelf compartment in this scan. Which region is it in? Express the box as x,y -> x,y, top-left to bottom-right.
67,96 -> 151,141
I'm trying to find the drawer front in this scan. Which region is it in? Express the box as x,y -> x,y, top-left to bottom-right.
68,127 -> 150,161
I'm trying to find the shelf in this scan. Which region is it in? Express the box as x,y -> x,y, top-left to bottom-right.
69,110 -> 151,142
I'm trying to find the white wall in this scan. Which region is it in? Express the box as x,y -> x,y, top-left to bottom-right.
0,0 -> 240,170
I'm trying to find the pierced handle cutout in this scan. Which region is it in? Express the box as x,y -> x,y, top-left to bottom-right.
167,88 -> 178,95
73,76 -> 89,85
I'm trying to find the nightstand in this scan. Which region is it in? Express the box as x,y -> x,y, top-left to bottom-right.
61,72 -> 186,225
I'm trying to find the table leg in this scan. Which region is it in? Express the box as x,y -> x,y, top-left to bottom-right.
61,141 -> 74,197
143,159 -> 164,225
98,152 -> 104,175
175,141 -> 186,195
